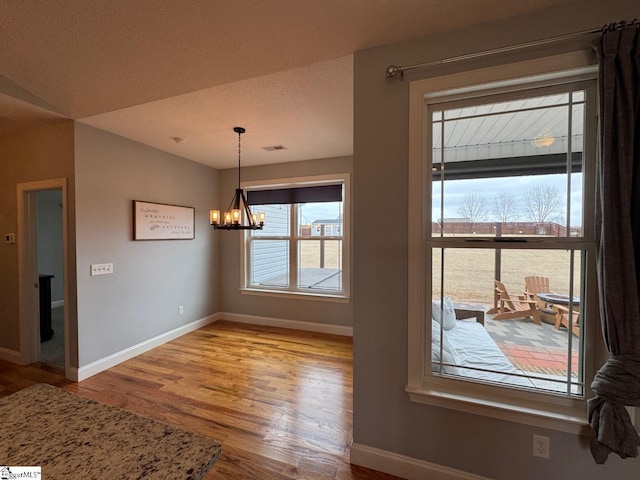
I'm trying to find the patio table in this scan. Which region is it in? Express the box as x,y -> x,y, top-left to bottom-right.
536,292 -> 580,307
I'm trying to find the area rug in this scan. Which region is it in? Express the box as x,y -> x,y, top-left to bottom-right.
0,384 -> 222,479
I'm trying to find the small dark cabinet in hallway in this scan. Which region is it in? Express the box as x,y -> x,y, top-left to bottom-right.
39,274 -> 54,342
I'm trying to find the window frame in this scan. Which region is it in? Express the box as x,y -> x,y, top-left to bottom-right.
240,173 -> 350,302
407,51 -> 601,433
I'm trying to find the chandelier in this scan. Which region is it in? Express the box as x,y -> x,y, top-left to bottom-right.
210,127 -> 265,230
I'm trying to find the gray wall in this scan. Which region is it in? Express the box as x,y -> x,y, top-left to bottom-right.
74,124 -> 219,366
352,1 -> 639,479
0,120 -> 76,354
37,190 -> 64,302
218,156 -> 353,327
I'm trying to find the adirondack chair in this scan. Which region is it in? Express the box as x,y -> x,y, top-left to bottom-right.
491,280 -> 541,324
554,304 -> 580,336
523,275 -> 551,302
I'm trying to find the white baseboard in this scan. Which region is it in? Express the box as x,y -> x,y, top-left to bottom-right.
74,313 -> 221,382
0,346 -> 26,364
33,311 -> 349,383
350,443 -> 491,480
220,312 -> 353,337
51,300 -> 64,309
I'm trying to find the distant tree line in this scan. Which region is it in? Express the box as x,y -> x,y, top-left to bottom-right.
456,185 -> 564,226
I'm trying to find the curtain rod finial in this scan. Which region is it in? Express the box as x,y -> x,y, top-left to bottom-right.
386,65 -> 402,79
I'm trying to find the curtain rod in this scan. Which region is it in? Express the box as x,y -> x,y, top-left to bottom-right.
385,21 -> 635,80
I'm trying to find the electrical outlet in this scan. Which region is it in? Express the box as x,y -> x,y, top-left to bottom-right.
533,434 -> 550,459
178,305 -> 184,315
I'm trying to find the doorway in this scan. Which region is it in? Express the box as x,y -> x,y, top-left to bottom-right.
36,190 -> 65,367
17,179 -> 69,373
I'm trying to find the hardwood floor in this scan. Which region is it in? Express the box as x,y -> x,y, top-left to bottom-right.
0,320 -> 402,479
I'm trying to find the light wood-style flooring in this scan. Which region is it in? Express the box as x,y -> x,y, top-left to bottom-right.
0,320 -> 402,479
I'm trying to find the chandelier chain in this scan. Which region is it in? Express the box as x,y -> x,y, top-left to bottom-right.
237,129 -> 241,188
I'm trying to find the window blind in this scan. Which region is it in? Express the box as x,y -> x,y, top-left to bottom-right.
246,184 -> 342,205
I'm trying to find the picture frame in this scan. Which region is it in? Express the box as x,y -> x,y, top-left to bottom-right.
133,200 -> 195,240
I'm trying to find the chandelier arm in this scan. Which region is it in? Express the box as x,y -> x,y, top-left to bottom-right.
240,190 -> 256,227
225,190 -> 239,214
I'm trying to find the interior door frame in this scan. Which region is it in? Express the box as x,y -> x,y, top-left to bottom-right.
17,178 -> 69,374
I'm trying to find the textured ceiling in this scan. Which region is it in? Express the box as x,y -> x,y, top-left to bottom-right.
0,0 -> 577,168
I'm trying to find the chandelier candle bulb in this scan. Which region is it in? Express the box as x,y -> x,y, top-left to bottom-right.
224,212 -> 232,225
258,212 -> 266,225
232,209 -> 241,224
210,210 -> 220,225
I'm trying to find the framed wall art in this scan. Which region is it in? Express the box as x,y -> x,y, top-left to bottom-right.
133,200 -> 195,240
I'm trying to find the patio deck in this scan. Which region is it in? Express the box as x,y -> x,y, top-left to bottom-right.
258,268 -> 342,290
488,318 -> 579,376
455,301 -> 580,377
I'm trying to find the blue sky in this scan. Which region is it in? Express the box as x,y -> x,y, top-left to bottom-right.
299,201 -> 342,224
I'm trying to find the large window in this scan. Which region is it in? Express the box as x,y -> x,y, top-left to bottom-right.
407,54 -> 599,430
242,174 -> 350,299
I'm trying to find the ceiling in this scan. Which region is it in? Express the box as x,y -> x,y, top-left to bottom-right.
0,0 -> 577,169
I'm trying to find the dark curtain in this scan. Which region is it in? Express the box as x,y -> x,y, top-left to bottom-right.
589,21 -> 640,464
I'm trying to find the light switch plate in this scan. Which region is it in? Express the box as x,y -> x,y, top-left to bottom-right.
90,263 -> 113,276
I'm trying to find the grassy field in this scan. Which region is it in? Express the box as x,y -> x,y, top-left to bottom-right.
298,240 -> 581,305
432,247 -> 582,304
299,240 -> 342,269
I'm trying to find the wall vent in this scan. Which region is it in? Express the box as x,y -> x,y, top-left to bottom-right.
262,145 -> 287,151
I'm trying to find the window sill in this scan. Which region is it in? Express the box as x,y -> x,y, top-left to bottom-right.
406,383 -> 591,436
240,287 -> 350,303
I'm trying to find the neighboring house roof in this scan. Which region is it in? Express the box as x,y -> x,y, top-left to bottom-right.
312,218 -> 341,225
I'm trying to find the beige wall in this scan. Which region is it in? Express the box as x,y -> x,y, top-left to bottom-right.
74,124 -> 220,366
352,1 -> 639,478
218,156 -> 353,327
0,120 -> 76,356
